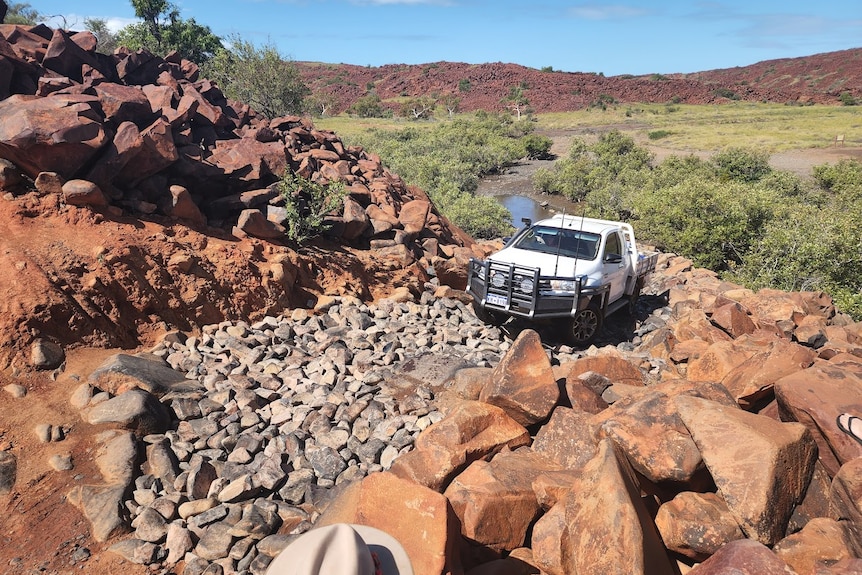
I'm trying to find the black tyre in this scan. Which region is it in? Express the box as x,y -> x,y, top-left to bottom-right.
627,287 -> 641,316
569,302 -> 603,345
472,301 -> 507,326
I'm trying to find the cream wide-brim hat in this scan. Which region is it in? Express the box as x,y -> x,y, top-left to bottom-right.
265,523 -> 414,575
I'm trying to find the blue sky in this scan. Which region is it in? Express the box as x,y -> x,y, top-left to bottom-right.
32,0 -> 862,76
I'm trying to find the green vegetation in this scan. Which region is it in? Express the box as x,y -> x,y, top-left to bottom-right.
84,18 -> 120,54
277,173 -> 347,244
204,36 -> 309,118
648,129 -> 672,140
348,93 -> 391,118
117,0 -> 222,63
3,2 -> 40,24
840,92 -> 859,106
537,103 -> 861,152
531,130 -> 862,318
339,113 -> 544,238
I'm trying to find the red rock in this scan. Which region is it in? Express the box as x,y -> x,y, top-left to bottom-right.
86,121 -> 143,194
42,28 -> 103,83
168,185 -> 205,226
773,518 -> 855,575
668,338 -> 711,364
479,329 -> 560,427
62,179 -> 107,207
598,379 -> 737,483
69,30 -> 97,52
687,339 -> 758,383
208,138 -> 286,182
236,209 -> 284,239
399,199 -> 431,236
531,407 -> 599,471
563,376 -> 608,413
317,472 -> 463,575
0,93 -> 108,179
711,301 -> 758,337
687,539 -> 794,575
444,449 -> 563,551
183,83 -> 230,127
794,314 -> 828,348
531,439 -> 677,575
341,196 -> 370,240
788,461 -> 837,534
562,353 -> 646,387
676,395 -> 818,545
721,335 -> 816,409
93,83 -> 153,126
672,309 -> 733,344
389,401 -> 529,491
115,118 -> 177,185
831,457 -> 862,556
655,492 -> 745,560
774,357 -> 862,477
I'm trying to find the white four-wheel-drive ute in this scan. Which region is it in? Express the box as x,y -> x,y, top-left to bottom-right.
467,214 -> 659,345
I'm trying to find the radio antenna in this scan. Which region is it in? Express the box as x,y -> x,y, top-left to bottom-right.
553,208 -> 566,276
573,205 -> 587,272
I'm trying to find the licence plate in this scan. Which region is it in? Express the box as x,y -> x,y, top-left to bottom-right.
486,294 -> 508,307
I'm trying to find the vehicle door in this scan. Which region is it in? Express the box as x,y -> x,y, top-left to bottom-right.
601,231 -> 629,303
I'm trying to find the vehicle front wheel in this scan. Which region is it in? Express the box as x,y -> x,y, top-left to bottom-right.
569,303 -> 603,345
472,301 -> 508,326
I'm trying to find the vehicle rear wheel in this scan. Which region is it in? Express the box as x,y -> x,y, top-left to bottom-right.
627,287 -> 641,316
472,301 -> 507,326
569,302 -> 603,345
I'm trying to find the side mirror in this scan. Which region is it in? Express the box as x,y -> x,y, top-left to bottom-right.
604,253 -> 623,264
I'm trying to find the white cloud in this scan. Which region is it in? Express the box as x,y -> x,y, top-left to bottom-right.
567,4 -> 650,20
350,0 -> 455,5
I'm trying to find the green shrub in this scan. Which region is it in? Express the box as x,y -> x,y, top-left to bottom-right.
522,134 -> 553,159
348,93 -> 390,118
631,178 -> 776,270
713,87 -> 739,100
277,173 -> 347,244
839,91 -> 858,106
712,147 -> 771,182
345,114 -> 531,238
648,129 -> 672,140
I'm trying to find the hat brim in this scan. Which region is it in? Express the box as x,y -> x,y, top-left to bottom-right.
350,524 -> 414,575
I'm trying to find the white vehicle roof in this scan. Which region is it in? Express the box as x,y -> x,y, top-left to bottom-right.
531,214 -> 629,236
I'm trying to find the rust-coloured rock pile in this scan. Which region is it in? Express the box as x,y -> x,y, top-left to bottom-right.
315,254 -> 862,575
0,23 -> 470,251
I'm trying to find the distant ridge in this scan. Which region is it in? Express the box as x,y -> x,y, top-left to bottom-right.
297,48 -> 862,114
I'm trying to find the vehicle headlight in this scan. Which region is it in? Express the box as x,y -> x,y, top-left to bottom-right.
550,279 -> 577,292
517,277 -> 534,293
476,266 -> 486,280
490,271 -> 505,288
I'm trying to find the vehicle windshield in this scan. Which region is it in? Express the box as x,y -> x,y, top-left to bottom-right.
513,225 -> 601,260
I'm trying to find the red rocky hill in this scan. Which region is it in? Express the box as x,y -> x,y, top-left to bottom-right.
297,48 -> 862,114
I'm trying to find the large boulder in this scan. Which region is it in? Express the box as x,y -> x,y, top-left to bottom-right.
597,379 -> 737,484
479,329 -> 560,427
389,401 -> 529,491
531,439 -> 676,575
675,395 -> 818,545
774,355 -> 862,477
316,472 -> 463,575
444,449 -> 563,551
0,93 -> 108,179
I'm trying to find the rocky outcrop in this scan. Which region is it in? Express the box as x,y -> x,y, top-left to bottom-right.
0,24 -> 473,254
41,252 -> 862,574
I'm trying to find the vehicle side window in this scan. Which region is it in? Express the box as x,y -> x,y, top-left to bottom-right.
604,232 -> 622,260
